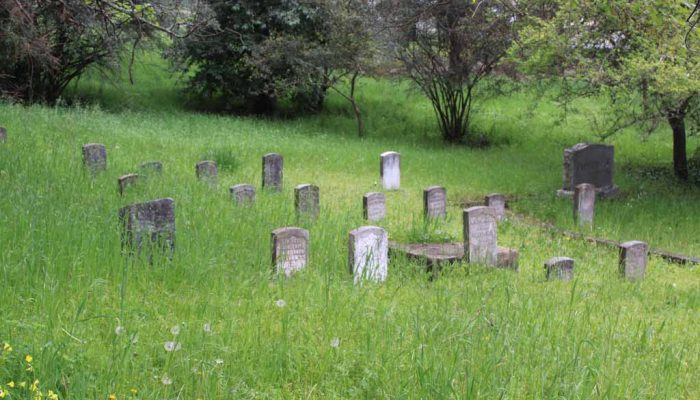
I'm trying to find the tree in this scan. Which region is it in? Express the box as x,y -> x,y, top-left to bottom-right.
514,0 -> 700,180
0,0 -> 208,104
379,0 -> 518,143
171,0 -> 373,118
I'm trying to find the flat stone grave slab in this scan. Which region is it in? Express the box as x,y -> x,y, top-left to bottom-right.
390,242 -> 518,275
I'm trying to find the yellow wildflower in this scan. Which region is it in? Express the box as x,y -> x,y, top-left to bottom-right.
48,390 -> 59,400
130,388 -> 138,395
108,394 -> 117,400
0,387 -> 6,399
6,382 -> 14,388
25,354 -> 33,363
30,380 -> 39,392
2,343 -> 11,352
19,381 -> 26,388
26,365 -> 34,372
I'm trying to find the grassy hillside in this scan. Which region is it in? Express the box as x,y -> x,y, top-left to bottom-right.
0,56 -> 699,399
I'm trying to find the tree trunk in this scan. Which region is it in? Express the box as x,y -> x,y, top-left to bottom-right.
349,72 -> 365,138
667,114 -> 689,180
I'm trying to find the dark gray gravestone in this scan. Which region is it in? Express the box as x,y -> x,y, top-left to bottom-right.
119,198 -> 175,257
262,153 -> 283,191
619,241 -> 648,281
82,143 -> 107,173
230,184 -> 256,205
380,151 -> 400,190
118,173 -> 139,195
271,227 -> 308,276
0,127 -> 6,143
485,193 -> 506,220
363,192 -> 386,221
348,226 -> 388,284
544,257 -> 574,281
139,161 -> 163,174
294,184 -> 319,220
423,186 -> 446,219
558,143 -> 618,197
196,160 -> 218,183
573,183 -> 595,227
463,206 -> 497,266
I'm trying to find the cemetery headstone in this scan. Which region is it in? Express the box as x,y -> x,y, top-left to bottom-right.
230,184 -> 256,205
0,127 -> 6,143
573,183 -> 595,227
348,226 -> 388,284
196,160 -> 218,183
463,206 -> 498,266
380,151 -> 400,190
619,240 -> 648,281
544,256 -> 574,281
294,184 -> 320,220
118,173 -> 139,195
271,227 -> 309,277
119,197 -> 175,257
485,193 -> 506,220
82,143 -> 107,173
262,153 -> 283,191
423,186 -> 447,219
139,161 -> 163,174
558,143 -> 618,198
363,192 -> 386,221
497,247 -> 519,270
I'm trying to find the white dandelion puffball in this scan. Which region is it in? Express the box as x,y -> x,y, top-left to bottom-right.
164,341 -> 181,352
275,299 -> 286,308
203,323 -> 212,333
170,324 -> 181,336
161,375 -> 172,385
115,326 -> 126,336
330,337 -> 340,348
215,358 -> 224,365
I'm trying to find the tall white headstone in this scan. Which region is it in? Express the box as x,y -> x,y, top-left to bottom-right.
380,151 -> 400,190
348,226 -> 388,284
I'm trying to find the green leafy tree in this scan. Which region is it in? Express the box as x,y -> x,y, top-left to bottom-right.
514,0 -> 700,179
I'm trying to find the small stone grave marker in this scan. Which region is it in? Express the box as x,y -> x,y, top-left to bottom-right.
271,227 -> 309,276
82,143 -> 107,173
573,183 -> 595,227
363,192 -> 386,221
380,151 -> 400,190
619,240 -> 648,281
196,160 -> 217,183
0,127 -> 6,143
463,206 -> 498,266
294,184 -> 319,220
423,186 -> 446,219
119,198 -> 175,257
558,143 -> 618,197
349,226 -> 388,284
544,256 -> 574,281
485,193 -> 506,220
230,184 -> 256,205
139,161 -> 162,174
118,173 -> 139,195
262,153 -> 283,191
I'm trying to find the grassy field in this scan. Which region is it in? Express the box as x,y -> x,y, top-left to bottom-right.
0,56 -> 699,399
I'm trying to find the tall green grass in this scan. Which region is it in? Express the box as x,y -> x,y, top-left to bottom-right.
0,55 -> 698,398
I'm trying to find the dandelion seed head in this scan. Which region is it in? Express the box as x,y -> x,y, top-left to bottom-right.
115,326 -> 126,336
164,341 -> 181,352
215,358 -> 224,365
275,299 -> 286,308
161,375 -> 172,385
170,325 -> 181,336
330,337 -> 340,348
203,323 -> 212,333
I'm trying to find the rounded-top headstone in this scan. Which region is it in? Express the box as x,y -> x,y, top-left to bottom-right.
619,240 -> 648,281
82,143 -> 107,173
118,173 -> 139,195
363,192 -> 386,221
230,184 -> 256,205
294,184 -> 320,220
196,160 -> 218,182
139,161 -> 163,174
348,226 -> 389,284
424,186 -> 447,219
463,206 -> 498,266
485,193 -> 506,220
544,256 -> 575,281
271,227 -> 309,276
263,153 -> 283,191
380,151 -> 400,190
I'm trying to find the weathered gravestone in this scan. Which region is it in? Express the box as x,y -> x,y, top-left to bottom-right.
295,184 -> 320,220
262,153 -> 283,191
271,227 -> 308,277
82,143 -> 107,173
363,192 -> 386,221
544,256 -> 574,281
349,226 -> 388,284
119,198 -> 175,257
619,240 -> 648,281
557,143 -> 618,198
573,183 -> 596,227
0,127 -> 6,143
196,160 -> 218,183
230,184 -> 256,205
139,161 -> 163,175
423,186 -> 446,219
380,151 -> 400,190
485,193 -> 506,220
463,206 -> 498,266
118,174 -> 139,195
